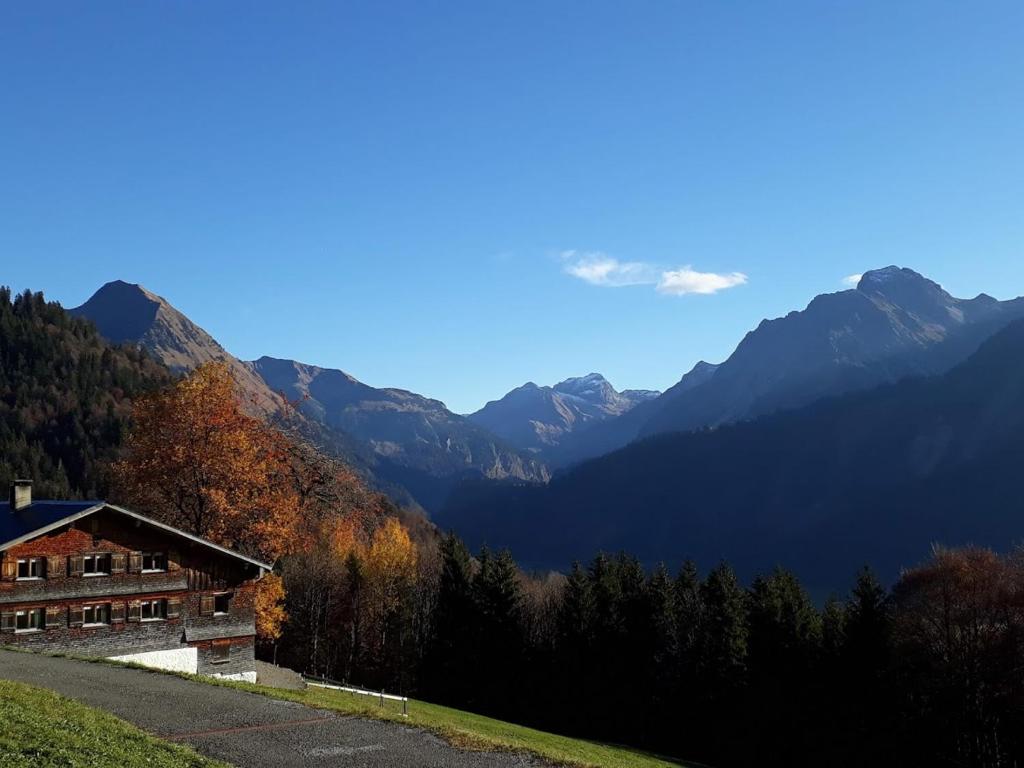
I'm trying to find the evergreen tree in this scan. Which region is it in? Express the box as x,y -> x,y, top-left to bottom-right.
674,559 -> 703,682
614,553 -> 650,742
821,595 -> 846,660
473,547 -> 524,717
838,567 -> 895,766
699,561 -> 748,688
845,567 -> 891,675
746,568 -> 822,763
696,561 -> 749,763
554,561 -> 595,734
644,563 -> 678,748
422,534 -> 478,706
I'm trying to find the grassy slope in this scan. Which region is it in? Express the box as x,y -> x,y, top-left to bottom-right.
6,649 -> 686,768
205,677 -> 685,768
0,680 -> 225,768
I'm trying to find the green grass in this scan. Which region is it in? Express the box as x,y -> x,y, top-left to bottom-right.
0,679 -> 227,768
197,677 -> 688,768
2,647 -> 689,768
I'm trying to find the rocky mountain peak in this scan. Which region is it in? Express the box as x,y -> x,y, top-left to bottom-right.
856,266 -> 960,321
553,373 -> 615,402
72,280 -> 280,412
70,280 -> 165,345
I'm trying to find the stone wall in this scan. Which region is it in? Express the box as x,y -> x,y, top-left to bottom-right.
194,636 -> 256,678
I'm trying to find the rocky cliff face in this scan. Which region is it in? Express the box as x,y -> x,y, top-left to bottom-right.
247,356 -> 549,483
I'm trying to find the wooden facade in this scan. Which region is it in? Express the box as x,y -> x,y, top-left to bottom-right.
0,493 -> 268,681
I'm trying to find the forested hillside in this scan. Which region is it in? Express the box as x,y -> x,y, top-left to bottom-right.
0,288 -> 173,498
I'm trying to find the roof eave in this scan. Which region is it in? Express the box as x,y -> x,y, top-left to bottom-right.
0,503 -> 106,552
0,503 -> 273,573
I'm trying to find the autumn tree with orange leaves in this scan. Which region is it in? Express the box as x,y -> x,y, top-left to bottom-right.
114,361 -> 417,660
113,362 -> 302,563
113,363 -> 305,644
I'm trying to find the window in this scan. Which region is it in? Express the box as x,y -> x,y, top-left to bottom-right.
140,599 -> 167,621
141,552 -> 166,572
15,608 -> 44,633
214,592 -> 232,616
82,603 -> 111,627
211,639 -> 230,664
16,558 -> 44,580
82,554 -> 111,576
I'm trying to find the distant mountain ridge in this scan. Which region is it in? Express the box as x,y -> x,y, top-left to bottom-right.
440,316 -> 1024,595
246,356 -> 549,485
548,267 -> 1024,466
641,266 -> 1024,437
544,359 -> 718,466
71,281 -> 548,513
467,373 -> 659,455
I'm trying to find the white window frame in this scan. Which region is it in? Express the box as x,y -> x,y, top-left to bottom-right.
141,551 -> 167,573
16,558 -> 44,581
82,554 -> 111,577
140,599 -> 167,622
82,603 -> 111,627
14,608 -> 44,633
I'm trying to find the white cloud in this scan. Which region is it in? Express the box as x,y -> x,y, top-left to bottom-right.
560,251 -> 657,287
561,250 -> 747,296
842,273 -> 863,288
657,268 -> 748,296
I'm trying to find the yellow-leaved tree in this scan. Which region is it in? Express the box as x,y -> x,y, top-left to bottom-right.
365,517 -> 419,667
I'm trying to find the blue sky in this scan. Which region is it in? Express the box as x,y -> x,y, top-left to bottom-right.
2,2 -> 1023,413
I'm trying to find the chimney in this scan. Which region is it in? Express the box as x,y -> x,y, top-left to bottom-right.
9,480 -> 32,512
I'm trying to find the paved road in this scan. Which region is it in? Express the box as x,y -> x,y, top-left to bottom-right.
0,651 -> 547,768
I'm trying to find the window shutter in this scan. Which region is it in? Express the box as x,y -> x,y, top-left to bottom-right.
212,639 -> 231,663
166,597 -> 182,619
128,551 -> 143,573
111,602 -> 126,623
127,601 -> 141,622
70,555 -> 85,577
46,555 -> 64,579
1,611 -> 14,632
1,558 -> 16,581
167,549 -> 181,571
45,606 -> 63,629
110,553 -> 126,573
200,595 -> 215,617
69,606 -> 84,627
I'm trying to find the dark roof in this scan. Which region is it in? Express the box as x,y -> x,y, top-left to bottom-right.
0,501 -> 103,547
0,501 -> 271,572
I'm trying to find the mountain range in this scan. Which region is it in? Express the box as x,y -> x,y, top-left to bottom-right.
544,266 -> 1024,467
65,267 -> 1024,592
245,355 -> 549,509
71,281 -> 548,512
440,315 -> 1024,594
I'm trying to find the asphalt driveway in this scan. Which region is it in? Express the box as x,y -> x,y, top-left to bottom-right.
0,650 -> 547,767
